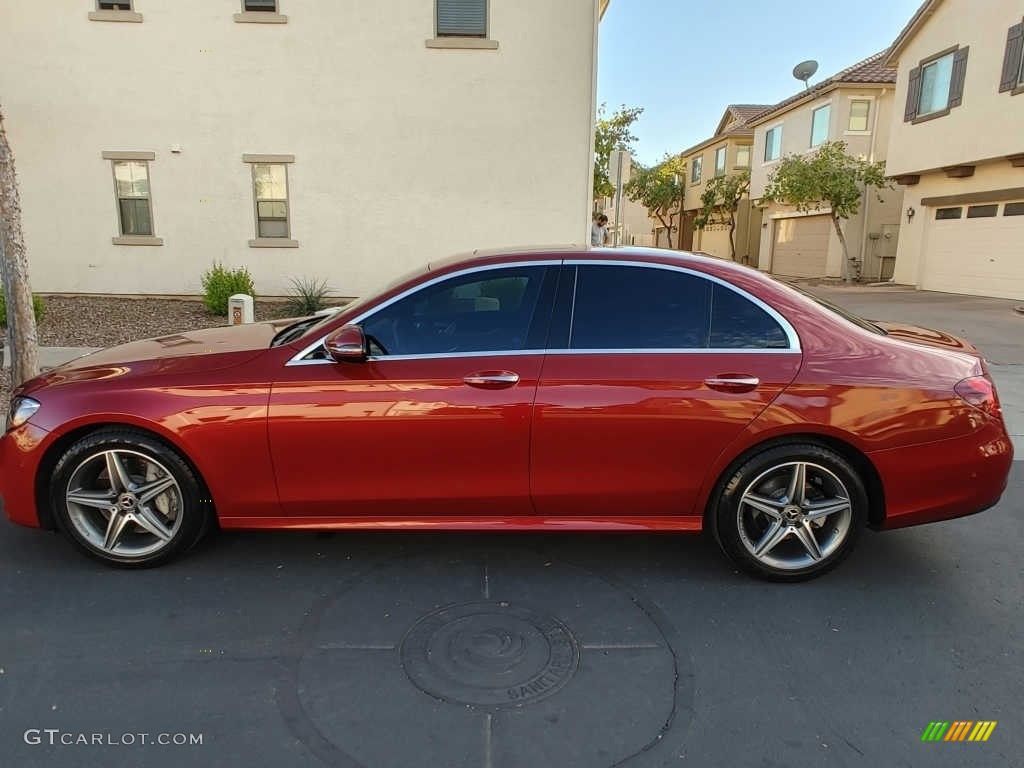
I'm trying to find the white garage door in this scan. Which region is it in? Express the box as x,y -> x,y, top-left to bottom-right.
696,225 -> 733,260
771,215 -> 830,278
923,202 -> 1024,300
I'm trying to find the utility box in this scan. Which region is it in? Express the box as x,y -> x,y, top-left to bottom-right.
228,293 -> 254,326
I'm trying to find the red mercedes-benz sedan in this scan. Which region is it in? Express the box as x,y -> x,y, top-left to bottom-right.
0,247 -> 1014,580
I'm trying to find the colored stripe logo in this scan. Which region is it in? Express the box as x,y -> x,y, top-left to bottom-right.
921,721 -> 997,742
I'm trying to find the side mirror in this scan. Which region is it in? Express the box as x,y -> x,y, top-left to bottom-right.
323,325 -> 367,362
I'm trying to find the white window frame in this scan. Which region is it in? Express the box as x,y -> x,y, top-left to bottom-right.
714,146 -> 727,177
810,104 -> 831,148
691,155 -> 703,183
735,145 -> 751,168
102,151 -> 162,246
243,154 -> 298,248
235,0 -> 287,23
90,0 -> 142,22
847,99 -> 872,133
428,0 -> 497,49
919,51 -> 956,116
764,125 -> 783,163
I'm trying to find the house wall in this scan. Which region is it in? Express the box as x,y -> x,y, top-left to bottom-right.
886,0 -> 1024,176
891,160 -> 1024,285
750,85 -> 902,278
0,1 -> 600,296
684,139 -> 751,212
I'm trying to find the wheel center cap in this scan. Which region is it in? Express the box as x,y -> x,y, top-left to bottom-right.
783,505 -> 802,522
118,493 -> 138,511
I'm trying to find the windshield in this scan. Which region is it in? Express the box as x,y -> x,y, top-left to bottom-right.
290,263 -> 430,344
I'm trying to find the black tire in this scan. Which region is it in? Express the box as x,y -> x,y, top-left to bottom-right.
50,428 -> 211,567
711,443 -> 868,582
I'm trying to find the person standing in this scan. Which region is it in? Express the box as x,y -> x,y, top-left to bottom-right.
591,214 -> 609,246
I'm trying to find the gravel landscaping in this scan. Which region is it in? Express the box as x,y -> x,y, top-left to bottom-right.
1,295 -> 337,413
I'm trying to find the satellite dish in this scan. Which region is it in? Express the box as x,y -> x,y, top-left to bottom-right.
792,60 -> 819,90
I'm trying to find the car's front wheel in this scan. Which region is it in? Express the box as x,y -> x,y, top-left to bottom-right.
712,443 -> 868,581
51,429 -> 209,567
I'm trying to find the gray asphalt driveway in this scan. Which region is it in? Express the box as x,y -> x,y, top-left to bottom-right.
1,465 -> 1020,767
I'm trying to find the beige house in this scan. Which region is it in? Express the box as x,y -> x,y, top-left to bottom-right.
681,104 -> 769,262
885,0 -> 1024,300
598,152 -> 657,247
748,53 -> 904,281
0,1 -> 609,297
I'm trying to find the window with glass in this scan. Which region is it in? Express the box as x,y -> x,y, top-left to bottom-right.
691,156 -> 703,183
966,205 -> 998,218
112,161 -> 153,236
810,105 -> 830,147
360,266 -> 550,356
735,145 -> 751,168
569,265 -> 711,350
1005,202 -> 1024,216
98,1 -> 133,9
709,284 -> 788,349
935,207 -> 962,220
848,100 -> 871,131
714,147 -> 727,177
252,163 -> 290,238
437,0 -> 487,37
764,126 -> 782,162
244,0 -> 278,10
919,53 -> 955,115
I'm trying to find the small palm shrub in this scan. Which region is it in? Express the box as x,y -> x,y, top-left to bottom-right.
286,276 -> 332,316
0,293 -> 46,327
201,263 -> 256,316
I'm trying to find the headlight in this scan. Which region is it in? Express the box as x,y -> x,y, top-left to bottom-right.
8,397 -> 41,429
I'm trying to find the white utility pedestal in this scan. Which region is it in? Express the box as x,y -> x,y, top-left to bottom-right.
228,293 -> 254,326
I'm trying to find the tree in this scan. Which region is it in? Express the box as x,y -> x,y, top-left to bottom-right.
695,169 -> 750,263
593,103 -> 643,203
0,102 -> 40,386
624,153 -> 686,249
759,141 -> 890,282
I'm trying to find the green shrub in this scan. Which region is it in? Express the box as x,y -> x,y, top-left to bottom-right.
286,276 -> 332,316
0,293 -> 46,327
201,263 -> 256,316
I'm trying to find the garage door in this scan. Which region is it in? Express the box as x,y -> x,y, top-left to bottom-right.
922,202 -> 1024,300
771,215 -> 830,277
695,224 -> 733,260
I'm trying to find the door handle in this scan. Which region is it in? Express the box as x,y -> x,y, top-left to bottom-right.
704,375 -> 760,393
463,371 -> 520,388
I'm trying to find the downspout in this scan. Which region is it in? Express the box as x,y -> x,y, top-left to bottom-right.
858,88 -> 885,278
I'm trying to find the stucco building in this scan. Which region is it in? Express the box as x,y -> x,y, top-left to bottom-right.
885,0 -> 1024,300
0,1 -> 609,296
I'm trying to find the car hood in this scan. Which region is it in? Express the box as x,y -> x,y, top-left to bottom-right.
17,319 -> 300,396
874,321 -> 984,359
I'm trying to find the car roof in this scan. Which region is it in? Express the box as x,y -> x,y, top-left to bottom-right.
427,244 -> 744,275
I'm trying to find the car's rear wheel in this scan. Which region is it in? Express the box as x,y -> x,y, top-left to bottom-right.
51,429 -> 209,567
712,444 -> 867,581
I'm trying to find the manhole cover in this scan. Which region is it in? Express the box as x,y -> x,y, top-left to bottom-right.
400,601 -> 579,707
280,551 -> 693,768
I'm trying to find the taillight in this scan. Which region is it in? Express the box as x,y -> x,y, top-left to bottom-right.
954,376 -> 1001,417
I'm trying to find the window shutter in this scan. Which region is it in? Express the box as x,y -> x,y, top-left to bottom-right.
437,0 -> 487,37
947,46 -> 969,108
1000,22 -> 1024,92
904,66 -> 923,121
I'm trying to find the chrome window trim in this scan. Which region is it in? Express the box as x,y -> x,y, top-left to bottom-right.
287,258 -> 801,366
563,259 -> 801,352
287,260 -> 557,365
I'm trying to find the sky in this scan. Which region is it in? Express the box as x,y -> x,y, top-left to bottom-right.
597,0 -> 924,166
